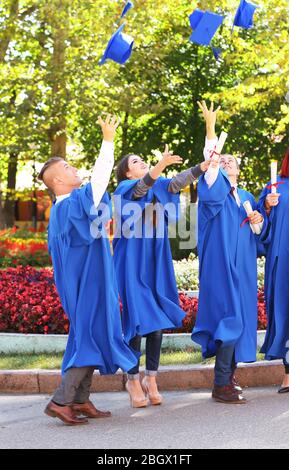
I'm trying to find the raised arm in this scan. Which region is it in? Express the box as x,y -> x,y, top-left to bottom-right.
168,161 -> 210,193
197,100 -> 221,188
132,145 -> 183,199
91,114 -> 120,207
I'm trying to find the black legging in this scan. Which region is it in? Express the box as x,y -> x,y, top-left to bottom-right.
128,330 -> 163,375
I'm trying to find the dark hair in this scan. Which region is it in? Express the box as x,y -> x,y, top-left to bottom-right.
116,154 -> 135,184
38,156 -> 64,182
280,148 -> 289,178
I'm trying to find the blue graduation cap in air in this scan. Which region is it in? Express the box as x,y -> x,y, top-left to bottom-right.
233,0 -> 259,29
189,9 -> 224,46
99,23 -> 134,65
120,1 -> 134,19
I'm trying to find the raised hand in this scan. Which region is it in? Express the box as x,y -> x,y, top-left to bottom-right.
161,144 -> 183,168
97,113 -> 120,142
197,101 -> 221,140
148,144 -> 183,181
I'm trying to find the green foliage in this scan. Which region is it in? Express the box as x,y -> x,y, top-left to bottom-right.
0,0 -> 288,199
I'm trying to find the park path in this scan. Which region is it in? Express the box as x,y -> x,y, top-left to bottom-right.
0,388 -> 288,449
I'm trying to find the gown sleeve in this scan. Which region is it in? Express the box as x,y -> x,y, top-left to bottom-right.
68,183 -> 112,246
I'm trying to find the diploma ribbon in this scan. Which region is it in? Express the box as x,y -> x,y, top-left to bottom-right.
209,146 -> 221,160
240,217 -> 250,228
266,181 -> 285,190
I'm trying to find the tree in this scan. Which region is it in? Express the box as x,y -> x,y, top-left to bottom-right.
0,0 -> 288,231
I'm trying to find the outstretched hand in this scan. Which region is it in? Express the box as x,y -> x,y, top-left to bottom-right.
98,113 -> 120,142
197,101 -> 220,140
161,144 -> 183,168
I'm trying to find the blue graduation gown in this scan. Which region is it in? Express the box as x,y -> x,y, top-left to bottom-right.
113,177 -> 185,343
192,170 -> 264,362
258,177 -> 289,360
48,183 -> 138,375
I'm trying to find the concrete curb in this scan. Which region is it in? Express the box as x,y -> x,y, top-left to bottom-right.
0,331 -> 267,354
0,360 -> 283,394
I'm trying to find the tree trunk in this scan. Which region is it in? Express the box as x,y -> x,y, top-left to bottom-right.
121,111 -> 130,157
48,3 -> 68,158
0,181 -> 5,229
189,48 -> 202,204
3,152 -> 18,227
0,0 -> 19,229
49,119 -> 67,158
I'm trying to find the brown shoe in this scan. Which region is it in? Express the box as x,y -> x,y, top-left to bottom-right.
72,400 -> 111,419
230,374 -> 243,393
212,385 -> 247,404
44,400 -> 89,426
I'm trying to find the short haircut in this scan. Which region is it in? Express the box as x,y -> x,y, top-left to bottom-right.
38,157 -> 64,182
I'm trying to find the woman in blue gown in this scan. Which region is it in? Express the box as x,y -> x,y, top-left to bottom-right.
113,146 -> 209,407
258,147 -> 289,393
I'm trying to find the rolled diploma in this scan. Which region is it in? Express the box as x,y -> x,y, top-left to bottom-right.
216,131 -> 228,154
270,160 -> 277,194
243,200 -> 262,235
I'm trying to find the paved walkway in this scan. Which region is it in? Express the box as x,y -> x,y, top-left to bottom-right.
0,388 -> 288,449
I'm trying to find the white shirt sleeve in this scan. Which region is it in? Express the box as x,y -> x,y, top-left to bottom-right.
203,136 -> 218,161
90,140 -> 114,208
203,137 -> 219,188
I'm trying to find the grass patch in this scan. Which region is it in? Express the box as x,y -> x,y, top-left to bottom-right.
0,353 -> 63,370
0,349 -> 265,370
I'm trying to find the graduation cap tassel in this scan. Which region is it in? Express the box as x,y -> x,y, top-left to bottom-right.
212,46 -> 222,61
120,0 -> 134,19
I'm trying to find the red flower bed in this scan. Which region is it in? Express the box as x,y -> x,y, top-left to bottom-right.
164,293 -> 199,334
0,266 -> 69,334
0,239 -> 50,267
257,288 -> 267,330
0,266 -> 268,334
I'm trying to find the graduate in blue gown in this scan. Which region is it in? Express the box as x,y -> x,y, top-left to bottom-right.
113,145 -> 210,408
258,148 -> 289,393
192,101 -> 265,404
39,114 -> 138,426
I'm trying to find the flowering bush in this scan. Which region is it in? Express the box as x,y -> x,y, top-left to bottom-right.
0,266 -> 268,334
173,254 -> 266,291
0,226 -> 47,240
0,239 -> 50,267
0,227 -> 50,267
257,287 -> 267,330
164,293 -> 199,333
173,253 -> 199,291
0,266 -> 69,334
257,257 -> 265,288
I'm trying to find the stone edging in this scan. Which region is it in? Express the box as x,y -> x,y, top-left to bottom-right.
0,360 -> 283,394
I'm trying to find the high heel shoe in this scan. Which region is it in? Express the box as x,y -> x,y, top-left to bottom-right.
125,380 -> 149,408
141,377 -> 163,406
